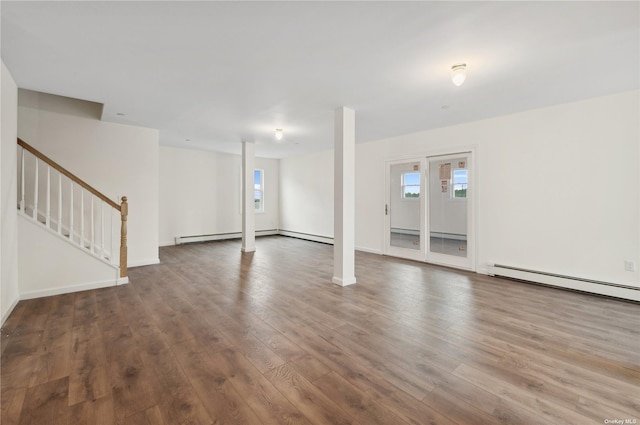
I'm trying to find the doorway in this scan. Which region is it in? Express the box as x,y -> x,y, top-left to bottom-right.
384,159 -> 426,262
384,152 -> 474,270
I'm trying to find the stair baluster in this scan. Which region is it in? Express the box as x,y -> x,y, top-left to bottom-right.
57,171 -> 63,235
46,166 -> 51,227
16,138 -> 128,280
33,158 -> 38,220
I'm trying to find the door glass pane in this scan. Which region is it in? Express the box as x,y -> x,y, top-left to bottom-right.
429,157 -> 467,257
390,162 -> 420,250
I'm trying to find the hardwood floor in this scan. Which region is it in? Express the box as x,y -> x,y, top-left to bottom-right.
2,236 -> 639,425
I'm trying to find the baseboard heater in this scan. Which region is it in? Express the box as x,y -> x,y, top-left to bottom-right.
278,230 -> 334,245
175,229 -> 279,245
488,263 -> 640,302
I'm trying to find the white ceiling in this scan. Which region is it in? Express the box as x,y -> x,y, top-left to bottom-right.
2,1 -> 639,158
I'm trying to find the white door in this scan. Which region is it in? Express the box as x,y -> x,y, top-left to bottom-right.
425,153 -> 474,270
384,158 -> 426,262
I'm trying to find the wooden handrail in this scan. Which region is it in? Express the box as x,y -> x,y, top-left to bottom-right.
17,138 -> 120,211
18,137 -> 127,279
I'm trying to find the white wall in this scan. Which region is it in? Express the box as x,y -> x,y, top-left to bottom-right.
1,61 -> 20,324
159,146 -> 279,245
18,91 -> 160,267
280,149 -> 334,239
18,215 -> 119,299
280,91 -> 640,288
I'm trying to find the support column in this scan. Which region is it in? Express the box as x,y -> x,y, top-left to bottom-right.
333,107 -> 356,286
241,141 -> 256,253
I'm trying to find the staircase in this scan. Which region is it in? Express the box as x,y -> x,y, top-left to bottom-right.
17,138 -> 128,282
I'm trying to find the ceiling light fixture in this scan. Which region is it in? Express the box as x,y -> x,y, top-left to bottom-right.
275,128 -> 284,141
451,64 -> 467,87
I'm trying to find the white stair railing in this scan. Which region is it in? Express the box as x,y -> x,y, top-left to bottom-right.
17,138 -> 128,278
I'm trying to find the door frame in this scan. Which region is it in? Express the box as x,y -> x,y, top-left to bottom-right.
382,147 -> 477,272
383,157 -> 427,262
425,151 -> 475,271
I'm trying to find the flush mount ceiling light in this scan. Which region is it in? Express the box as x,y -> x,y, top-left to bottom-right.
275,128 -> 284,141
451,64 -> 467,87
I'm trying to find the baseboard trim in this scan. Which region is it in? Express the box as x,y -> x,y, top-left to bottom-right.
173,229 -> 335,246
171,230 -> 380,254
332,276 -> 357,286
20,278 -> 120,300
175,229 -> 279,245
355,246 -> 382,255
279,230 -> 334,245
1,296 -> 20,326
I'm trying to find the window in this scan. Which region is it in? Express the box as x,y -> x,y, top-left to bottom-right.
453,169 -> 468,198
254,169 -> 264,212
402,172 -> 420,199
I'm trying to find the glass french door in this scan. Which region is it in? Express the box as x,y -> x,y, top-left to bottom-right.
384,159 -> 426,262
384,152 -> 474,270
425,153 -> 473,270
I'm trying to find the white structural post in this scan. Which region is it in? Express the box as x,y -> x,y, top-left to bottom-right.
241,140 -> 256,253
333,107 -> 356,286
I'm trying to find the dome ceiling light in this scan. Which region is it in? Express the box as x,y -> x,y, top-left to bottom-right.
451,64 -> 467,87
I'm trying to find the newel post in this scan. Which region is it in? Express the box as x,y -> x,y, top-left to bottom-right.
119,196 -> 128,278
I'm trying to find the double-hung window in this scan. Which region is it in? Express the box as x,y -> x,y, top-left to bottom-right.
402,172 -> 420,199
452,169 -> 468,198
254,169 -> 264,212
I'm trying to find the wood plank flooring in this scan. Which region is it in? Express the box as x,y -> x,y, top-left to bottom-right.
2,236 -> 639,424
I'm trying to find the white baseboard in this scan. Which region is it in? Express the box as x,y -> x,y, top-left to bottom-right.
476,264 -> 490,276
279,230 -> 334,245
175,229 -> 279,245
332,276 -> 357,286
1,296 -> 20,326
355,245 -> 382,255
173,230 -> 335,246
20,278 -> 120,300
117,277 -> 129,285
171,231 -> 379,255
